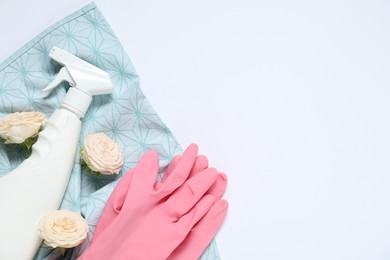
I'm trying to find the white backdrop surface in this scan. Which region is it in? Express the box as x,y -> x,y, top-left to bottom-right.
1,1 -> 390,259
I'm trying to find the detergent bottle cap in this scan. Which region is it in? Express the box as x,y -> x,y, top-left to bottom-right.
43,47 -> 113,118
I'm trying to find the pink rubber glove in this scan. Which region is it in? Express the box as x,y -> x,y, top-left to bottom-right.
79,144 -> 227,260
89,148 -> 227,260
91,149 -> 211,241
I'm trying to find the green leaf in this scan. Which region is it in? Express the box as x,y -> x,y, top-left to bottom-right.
59,247 -> 66,256
20,142 -> 30,158
18,136 -> 38,158
80,155 -> 101,176
24,137 -> 33,149
85,165 -> 101,176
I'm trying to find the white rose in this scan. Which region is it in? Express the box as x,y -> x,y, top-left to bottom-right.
0,111 -> 46,144
81,132 -> 124,175
36,210 -> 89,249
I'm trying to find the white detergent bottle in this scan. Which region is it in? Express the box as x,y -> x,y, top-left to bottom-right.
0,47 -> 113,260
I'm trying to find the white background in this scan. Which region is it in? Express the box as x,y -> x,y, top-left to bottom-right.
1,1 -> 390,259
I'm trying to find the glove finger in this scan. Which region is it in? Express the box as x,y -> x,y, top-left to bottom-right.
92,168 -> 135,242
188,155 -> 209,179
156,144 -> 198,197
163,168 -> 218,220
167,199 -> 228,260
175,194 -> 215,241
161,155 -> 182,183
206,172 -> 228,200
159,154 -> 208,186
132,149 -> 160,189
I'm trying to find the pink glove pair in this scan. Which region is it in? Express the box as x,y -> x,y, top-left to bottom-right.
79,144 -> 228,260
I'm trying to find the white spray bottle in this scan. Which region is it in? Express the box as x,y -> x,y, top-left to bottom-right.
0,47 -> 113,259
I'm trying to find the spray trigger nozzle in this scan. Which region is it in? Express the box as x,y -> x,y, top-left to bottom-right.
43,67 -> 75,92
42,47 -> 113,118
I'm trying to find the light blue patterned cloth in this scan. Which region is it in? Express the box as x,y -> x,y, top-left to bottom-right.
0,3 -> 221,260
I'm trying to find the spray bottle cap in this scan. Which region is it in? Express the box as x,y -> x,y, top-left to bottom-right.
43,47 -> 113,118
